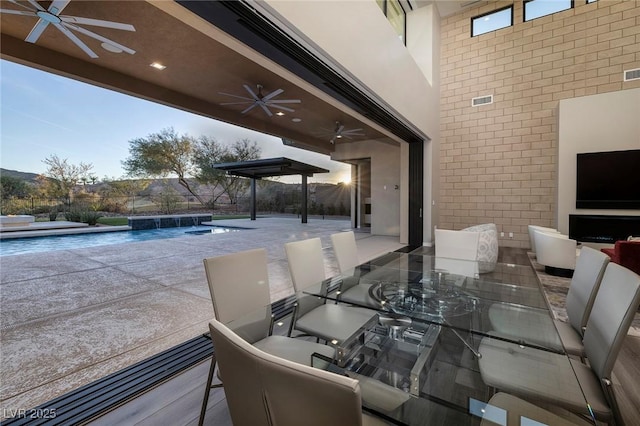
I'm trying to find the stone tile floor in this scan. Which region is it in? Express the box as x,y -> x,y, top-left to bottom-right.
0,216 -> 404,414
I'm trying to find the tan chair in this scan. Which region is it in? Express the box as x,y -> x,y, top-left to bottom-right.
285,238 -> 378,365
489,246 -> 610,357
331,230 -> 360,273
479,263 -> 640,423
199,248 -> 334,426
330,231 -> 379,308
480,393 -> 593,426
208,318 -> 388,426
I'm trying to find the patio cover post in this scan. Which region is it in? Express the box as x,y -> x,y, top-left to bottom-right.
301,174 -> 307,224
250,178 -> 257,221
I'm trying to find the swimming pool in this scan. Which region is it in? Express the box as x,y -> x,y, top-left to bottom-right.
0,226 -> 243,256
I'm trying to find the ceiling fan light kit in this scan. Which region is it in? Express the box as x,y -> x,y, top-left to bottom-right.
0,0 -> 136,58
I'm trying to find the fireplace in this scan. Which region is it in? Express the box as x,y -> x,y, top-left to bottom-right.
569,215 -> 640,243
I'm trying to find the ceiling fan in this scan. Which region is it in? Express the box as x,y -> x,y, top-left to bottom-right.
219,84 -> 301,117
316,121 -> 365,144
0,0 -> 136,59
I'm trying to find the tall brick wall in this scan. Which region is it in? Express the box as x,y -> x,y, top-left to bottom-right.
439,0 -> 640,248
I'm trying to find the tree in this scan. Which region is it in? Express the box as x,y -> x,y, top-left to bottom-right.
122,127 -> 205,205
102,177 -> 151,213
36,155 -> 93,200
0,175 -> 32,199
218,139 -> 261,204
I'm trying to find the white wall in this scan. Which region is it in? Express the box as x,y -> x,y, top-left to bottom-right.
557,88 -> 640,233
333,140 -> 401,236
260,0 -> 440,241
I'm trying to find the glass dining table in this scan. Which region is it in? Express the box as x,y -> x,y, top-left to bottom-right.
293,249 -> 596,425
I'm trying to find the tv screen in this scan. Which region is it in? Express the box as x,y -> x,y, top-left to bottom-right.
576,149 -> 640,209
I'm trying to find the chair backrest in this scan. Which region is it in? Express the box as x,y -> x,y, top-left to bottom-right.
435,228 -> 480,261
566,246 -> 609,335
209,319 -> 364,426
533,230 -> 577,270
284,237 -> 326,292
331,231 -> 359,273
583,263 -> 640,380
527,225 -> 559,253
203,248 -> 271,343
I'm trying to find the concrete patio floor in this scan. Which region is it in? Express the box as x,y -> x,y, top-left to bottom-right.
0,217 -> 404,414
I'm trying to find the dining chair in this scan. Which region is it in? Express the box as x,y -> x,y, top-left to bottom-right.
489,246 -> 609,357
480,392 -> 592,426
199,248 -> 335,426
330,231 -> 379,308
284,238 -> 378,362
478,263 -> 640,423
208,318 -> 388,426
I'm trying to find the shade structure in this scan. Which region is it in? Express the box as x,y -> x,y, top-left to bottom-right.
212,158 -> 330,223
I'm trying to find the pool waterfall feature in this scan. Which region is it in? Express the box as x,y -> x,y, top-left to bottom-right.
128,214 -> 213,230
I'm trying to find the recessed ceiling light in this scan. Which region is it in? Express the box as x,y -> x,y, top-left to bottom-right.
291,118 -> 302,122
101,42 -> 123,53
150,62 -> 166,70
276,112 -> 285,116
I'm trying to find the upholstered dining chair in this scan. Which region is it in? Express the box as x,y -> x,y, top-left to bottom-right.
489,246 -> 610,357
284,238 -> 378,359
480,393 -> 593,426
479,263 -> 640,424
199,248 -> 335,426
208,318 -> 388,426
330,231 -> 379,308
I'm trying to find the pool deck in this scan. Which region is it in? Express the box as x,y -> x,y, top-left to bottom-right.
0,216 -> 404,414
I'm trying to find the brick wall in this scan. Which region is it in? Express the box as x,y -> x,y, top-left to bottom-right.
439,0 -> 640,248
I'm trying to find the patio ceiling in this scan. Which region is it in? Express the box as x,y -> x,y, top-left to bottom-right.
0,0 -> 402,155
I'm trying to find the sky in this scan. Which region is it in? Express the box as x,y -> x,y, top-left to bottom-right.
0,60 -> 351,184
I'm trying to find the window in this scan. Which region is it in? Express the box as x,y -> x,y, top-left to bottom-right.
471,6 -> 513,37
524,0 -> 573,21
377,0 -> 406,44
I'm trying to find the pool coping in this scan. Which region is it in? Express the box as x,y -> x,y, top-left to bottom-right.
0,225 -> 132,239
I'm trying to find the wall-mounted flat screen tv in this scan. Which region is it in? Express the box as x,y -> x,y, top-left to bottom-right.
576,149 -> 640,209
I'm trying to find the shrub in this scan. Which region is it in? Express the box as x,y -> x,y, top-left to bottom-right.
81,210 -> 102,225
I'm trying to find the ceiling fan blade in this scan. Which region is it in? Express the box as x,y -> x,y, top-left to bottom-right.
48,0 -> 70,15
218,92 -> 254,101
0,8 -> 36,16
259,104 -> 273,117
243,84 -> 260,101
60,15 -> 135,32
241,103 -> 258,114
267,99 -> 301,104
269,104 -> 295,113
25,19 -> 49,43
220,101 -> 254,106
7,0 -> 37,11
54,22 -> 98,58
261,88 -> 283,101
63,23 -> 136,54
26,0 -> 46,11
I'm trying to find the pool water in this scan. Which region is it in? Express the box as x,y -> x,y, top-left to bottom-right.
0,226 -> 242,257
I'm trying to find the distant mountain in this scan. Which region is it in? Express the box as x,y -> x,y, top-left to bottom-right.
0,168 -> 40,183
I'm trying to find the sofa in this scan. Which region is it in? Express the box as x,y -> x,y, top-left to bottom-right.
601,240 -> 640,276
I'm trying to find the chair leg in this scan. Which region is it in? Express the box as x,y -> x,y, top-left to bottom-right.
198,354 -> 219,426
602,379 -> 623,426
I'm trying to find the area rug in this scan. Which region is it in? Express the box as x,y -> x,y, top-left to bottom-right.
528,253 -> 640,337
